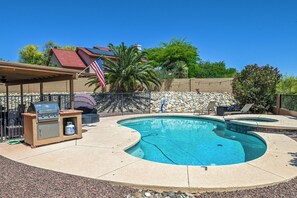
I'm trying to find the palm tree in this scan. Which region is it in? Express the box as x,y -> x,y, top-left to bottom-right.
172,61 -> 188,78
86,43 -> 161,92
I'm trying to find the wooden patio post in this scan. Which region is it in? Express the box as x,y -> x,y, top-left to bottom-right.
40,82 -> 44,101
5,85 -> 9,112
69,79 -> 74,109
5,85 -> 9,137
20,84 -> 24,107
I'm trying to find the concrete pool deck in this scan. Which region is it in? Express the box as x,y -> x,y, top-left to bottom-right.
0,113 -> 297,192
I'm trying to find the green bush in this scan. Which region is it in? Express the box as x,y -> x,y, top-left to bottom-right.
276,76 -> 297,111
276,75 -> 297,94
190,61 -> 237,78
232,64 -> 281,113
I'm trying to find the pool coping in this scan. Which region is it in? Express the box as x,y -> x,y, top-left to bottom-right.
0,113 -> 297,192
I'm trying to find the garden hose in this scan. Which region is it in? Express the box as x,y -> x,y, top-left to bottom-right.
7,139 -> 21,145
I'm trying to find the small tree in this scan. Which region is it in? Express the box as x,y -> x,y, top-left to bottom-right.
19,45 -> 43,65
145,38 -> 199,71
171,61 -> 188,78
232,64 -> 281,113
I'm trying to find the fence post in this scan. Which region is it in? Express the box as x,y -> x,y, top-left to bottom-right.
149,91 -> 151,113
279,94 -> 283,109
121,93 -> 124,115
276,94 -> 281,115
48,93 -> 52,101
58,95 -> 61,110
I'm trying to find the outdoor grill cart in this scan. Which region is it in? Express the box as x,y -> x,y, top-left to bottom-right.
23,102 -> 82,147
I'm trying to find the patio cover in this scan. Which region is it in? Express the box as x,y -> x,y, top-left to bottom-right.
0,61 -> 80,109
0,61 -> 78,86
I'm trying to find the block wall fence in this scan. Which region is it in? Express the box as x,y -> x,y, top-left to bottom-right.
0,78 -> 233,94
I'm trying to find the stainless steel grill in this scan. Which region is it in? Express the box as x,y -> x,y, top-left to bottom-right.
28,102 -> 60,122
28,102 -> 60,140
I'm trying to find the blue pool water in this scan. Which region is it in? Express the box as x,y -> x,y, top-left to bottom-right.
119,116 -> 267,166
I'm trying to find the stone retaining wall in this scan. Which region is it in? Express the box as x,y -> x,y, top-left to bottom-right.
0,91 -> 236,114
151,91 -> 236,113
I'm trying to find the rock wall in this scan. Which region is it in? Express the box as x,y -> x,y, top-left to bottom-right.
150,91 -> 236,113
0,92 -> 236,114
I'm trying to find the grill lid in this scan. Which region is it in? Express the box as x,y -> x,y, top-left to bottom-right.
28,101 -> 60,123
28,101 -> 60,113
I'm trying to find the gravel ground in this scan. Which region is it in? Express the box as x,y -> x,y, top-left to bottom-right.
0,155 -> 137,198
0,134 -> 296,198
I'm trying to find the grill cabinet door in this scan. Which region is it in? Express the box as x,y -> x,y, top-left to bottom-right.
37,121 -> 60,140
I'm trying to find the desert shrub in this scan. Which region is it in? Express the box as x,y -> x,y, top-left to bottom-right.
232,64 -> 281,113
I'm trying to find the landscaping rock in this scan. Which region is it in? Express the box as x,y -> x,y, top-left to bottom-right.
151,91 -> 236,113
0,91 -> 236,114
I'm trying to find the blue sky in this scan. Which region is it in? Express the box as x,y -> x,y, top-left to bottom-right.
0,0 -> 296,75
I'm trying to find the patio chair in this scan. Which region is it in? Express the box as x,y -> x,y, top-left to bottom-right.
224,103 -> 253,116
207,101 -> 216,114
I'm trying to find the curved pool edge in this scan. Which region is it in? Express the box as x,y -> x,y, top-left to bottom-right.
108,114 -> 297,191
99,175 -> 295,193
115,114 -> 297,185
0,113 -> 296,192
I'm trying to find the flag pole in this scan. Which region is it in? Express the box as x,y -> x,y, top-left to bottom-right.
77,64 -> 91,77
78,56 -> 103,77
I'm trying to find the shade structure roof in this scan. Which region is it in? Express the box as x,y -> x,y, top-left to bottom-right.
0,61 -> 79,86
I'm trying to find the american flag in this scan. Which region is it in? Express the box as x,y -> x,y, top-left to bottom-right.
89,58 -> 106,87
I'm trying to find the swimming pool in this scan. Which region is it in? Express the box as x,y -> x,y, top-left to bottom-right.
119,116 -> 267,166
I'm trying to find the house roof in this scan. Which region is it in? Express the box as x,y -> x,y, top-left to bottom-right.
85,47 -> 114,57
76,47 -> 116,60
76,47 -> 98,57
52,49 -> 86,69
93,46 -> 111,51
